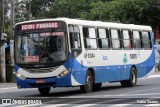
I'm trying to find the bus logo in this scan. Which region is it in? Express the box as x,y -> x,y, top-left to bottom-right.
123,53 -> 128,64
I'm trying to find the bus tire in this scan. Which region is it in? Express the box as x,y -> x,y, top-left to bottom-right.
38,87 -> 51,95
93,83 -> 102,91
80,70 -> 94,93
120,67 -> 137,87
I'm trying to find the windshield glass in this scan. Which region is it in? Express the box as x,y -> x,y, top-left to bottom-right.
15,32 -> 67,64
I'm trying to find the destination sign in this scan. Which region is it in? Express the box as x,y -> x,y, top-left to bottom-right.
21,22 -> 58,31
40,32 -> 64,36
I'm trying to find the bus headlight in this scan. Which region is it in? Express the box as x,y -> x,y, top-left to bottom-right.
16,72 -> 26,80
58,69 -> 70,78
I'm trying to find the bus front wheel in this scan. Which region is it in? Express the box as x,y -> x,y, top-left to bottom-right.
80,71 -> 94,93
38,87 -> 51,95
120,67 -> 137,87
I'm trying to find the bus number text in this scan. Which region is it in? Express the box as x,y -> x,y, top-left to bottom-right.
84,53 -> 95,58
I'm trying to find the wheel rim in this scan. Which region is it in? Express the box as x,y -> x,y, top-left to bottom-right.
132,72 -> 136,84
86,75 -> 92,91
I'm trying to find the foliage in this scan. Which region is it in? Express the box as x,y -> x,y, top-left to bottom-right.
105,0 -> 160,29
81,1 -> 109,20
4,0 -> 10,35
79,0 -> 160,30
31,0 -> 55,19
3,0 -> 160,32
53,0 -> 87,18
15,0 -> 29,22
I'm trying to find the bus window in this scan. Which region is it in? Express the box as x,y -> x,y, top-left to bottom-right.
133,31 -> 142,49
15,35 -> 26,63
98,28 -> 109,49
69,25 -> 82,58
15,34 -> 39,63
142,31 -> 151,49
122,30 -> 132,49
69,25 -> 81,49
28,33 -> 39,56
110,29 -> 120,49
83,27 -> 97,49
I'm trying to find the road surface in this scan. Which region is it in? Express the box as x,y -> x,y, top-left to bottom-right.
0,73 -> 160,107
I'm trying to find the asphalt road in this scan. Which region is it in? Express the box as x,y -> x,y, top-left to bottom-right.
0,73 -> 160,107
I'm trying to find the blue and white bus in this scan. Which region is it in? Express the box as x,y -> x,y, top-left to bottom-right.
14,18 -> 155,95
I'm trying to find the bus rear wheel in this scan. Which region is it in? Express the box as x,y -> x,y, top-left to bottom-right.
38,87 -> 51,95
80,71 -> 94,93
120,67 -> 137,87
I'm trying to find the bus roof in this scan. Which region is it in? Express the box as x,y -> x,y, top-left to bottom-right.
16,18 -> 152,31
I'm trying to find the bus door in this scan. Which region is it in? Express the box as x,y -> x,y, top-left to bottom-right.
69,25 -> 82,77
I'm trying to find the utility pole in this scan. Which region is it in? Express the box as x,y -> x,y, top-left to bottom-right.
28,0 -> 32,20
10,0 -> 15,70
0,0 -> 6,82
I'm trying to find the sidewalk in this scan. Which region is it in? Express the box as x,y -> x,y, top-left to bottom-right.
154,71 -> 160,75
0,83 -> 16,88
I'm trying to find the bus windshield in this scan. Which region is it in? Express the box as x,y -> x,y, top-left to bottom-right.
15,30 -> 67,64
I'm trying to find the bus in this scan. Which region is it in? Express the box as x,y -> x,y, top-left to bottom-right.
14,18 -> 155,95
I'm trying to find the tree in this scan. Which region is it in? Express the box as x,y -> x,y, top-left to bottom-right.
83,0 -> 160,31
10,0 -> 160,31
15,0 -> 29,22
48,0 -> 91,18
80,1 -> 109,20
107,0 -> 160,25
4,0 -> 10,36
31,0 -> 55,19
30,0 -> 101,19
0,0 -> 6,82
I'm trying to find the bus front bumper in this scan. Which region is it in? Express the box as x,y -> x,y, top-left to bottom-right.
15,72 -> 72,89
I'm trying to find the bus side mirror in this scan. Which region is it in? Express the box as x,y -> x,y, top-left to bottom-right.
72,51 -> 77,59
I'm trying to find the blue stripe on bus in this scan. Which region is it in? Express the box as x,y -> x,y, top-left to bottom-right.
14,49 -> 155,88
68,50 -> 155,84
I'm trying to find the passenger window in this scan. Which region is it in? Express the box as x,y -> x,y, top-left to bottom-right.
133,31 -> 142,49
122,30 -> 132,49
98,28 -> 109,49
83,27 -> 97,49
142,31 -> 151,49
89,28 -> 96,38
110,29 -> 120,49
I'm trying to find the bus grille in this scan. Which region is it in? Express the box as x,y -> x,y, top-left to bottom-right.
28,82 -> 56,87
24,67 -> 58,73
